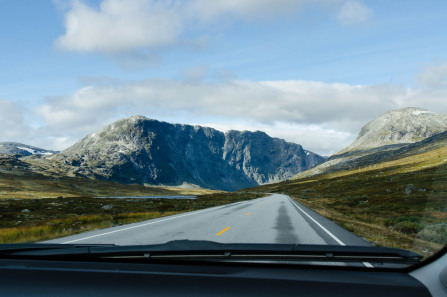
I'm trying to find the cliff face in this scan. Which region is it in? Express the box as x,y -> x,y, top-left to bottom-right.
49,116 -> 324,191
223,130 -> 322,185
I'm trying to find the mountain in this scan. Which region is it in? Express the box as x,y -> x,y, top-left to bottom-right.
44,116 -> 324,191
0,142 -> 58,156
295,107 -> 447,178
336,107 -> 447,154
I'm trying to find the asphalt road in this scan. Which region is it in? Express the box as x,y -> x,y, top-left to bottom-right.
45,194 -> 371,247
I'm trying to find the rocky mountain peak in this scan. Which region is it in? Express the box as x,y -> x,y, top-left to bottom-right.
336,107 -> 447,155
50,117 -> 324,191
128,115 -> 148,121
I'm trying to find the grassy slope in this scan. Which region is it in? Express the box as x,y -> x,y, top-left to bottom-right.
0,171 -> 220,199
295,130 -> 447,179
249,145 -> 447,256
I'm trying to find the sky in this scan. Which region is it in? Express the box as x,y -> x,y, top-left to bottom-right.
1,0 -> 447,156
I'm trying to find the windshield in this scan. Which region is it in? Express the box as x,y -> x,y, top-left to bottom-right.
1,0 -> 446,269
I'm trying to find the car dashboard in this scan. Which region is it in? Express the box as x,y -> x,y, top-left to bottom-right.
0,257 -> 433,297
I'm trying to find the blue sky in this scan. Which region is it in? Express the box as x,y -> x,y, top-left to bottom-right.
1,0 -> 447,155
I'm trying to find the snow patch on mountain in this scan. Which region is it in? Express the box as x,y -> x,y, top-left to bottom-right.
0,143 -> 58,156
412,110 -> 433,116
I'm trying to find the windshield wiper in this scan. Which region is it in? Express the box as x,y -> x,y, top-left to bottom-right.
0,243 -> 115,257
0,240 -> 422,265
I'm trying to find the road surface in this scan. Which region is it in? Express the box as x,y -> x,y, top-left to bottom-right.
45,194 -> 370,247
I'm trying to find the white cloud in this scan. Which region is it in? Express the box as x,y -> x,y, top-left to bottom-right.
188,0 -> 309,22
337,0 -> 373,25
30,77 -> 447,155
181,65 -> 210,83
0,100 -> 28,142
56,0 -> 183,53
416,63 -> 447,88
0,100 -> 72,150
55,0 -> 374,56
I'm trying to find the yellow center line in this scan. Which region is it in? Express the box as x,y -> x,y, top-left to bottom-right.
216,227 -> 230,235
246,212 -> 251,215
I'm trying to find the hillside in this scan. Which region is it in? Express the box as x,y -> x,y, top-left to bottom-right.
337,107 -> 447,154
296,107 -> 447,178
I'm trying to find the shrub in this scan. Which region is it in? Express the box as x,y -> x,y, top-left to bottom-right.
418,223 -> 447,244
394,221 -> 423,234
384,216 -> 424,234
384,216 -> 421,226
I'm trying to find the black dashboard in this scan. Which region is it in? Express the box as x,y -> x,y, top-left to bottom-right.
0,258 -> 432,296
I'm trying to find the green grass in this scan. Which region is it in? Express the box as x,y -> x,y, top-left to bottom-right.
0,191 -> 264,243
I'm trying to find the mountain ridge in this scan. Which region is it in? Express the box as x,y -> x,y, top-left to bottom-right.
0,142 -> 58,156
295,107 -> 447,178
40,116 -> 324,191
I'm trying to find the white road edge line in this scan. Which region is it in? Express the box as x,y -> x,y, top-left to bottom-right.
62,207 -> 216,244
288,197 -> 373,268
288,198 -> 345,245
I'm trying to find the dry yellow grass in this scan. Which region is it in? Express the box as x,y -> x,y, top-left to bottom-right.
0,212 -> 183,243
